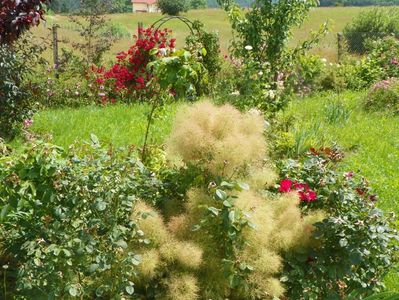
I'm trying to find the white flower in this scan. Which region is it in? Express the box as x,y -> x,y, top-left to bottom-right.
264,89 -> 276,99
158,48 -> 167,56
231,90 -> 240,96
248,108 -> 262,116
258,71 -> 263,76
320,58 -> 327,63
244,45 -> 253,51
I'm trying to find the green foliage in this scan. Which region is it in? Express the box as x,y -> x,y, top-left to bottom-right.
29,49 -> 97,108
0,138 -> 162,298
69,0 -> 117,66
279,149 -> 399,299
191,0 -> 208,9
216,0 -> 328,114
186,20 -> 222,81
0,35 -> 45,139
364,79 -> 399,113
343,8 -> 399,54
320,37 -> 399,92
148,49 -> 209,100
0,45 -> 31,139
157,0 -> 189,16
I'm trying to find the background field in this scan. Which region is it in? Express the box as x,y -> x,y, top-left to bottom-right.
32,6 -> 371,62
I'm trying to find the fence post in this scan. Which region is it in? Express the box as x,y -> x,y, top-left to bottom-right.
138,22 -> 143,38
52,24 -> 59,77
337,32 -> 343,63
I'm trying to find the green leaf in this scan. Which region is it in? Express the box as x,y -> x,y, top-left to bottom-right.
202,48 -> 207,56
208,206 -> 220,216
115,240 -> 128,249
88,263 -> 99,273
126,285 -> 135,295
68,286 -> 79,297
95,200 -> 107,211
90,133 -> 100,146
339,238 -> 348,247
228,210 -> 235,223
215,189 -> 227,200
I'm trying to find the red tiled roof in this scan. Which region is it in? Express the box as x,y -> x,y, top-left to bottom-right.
132,0 -> 157,4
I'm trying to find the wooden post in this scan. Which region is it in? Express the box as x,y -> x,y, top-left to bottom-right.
337,32 -> 343,63
138,22 -> 143,39
52,24 -> 59,77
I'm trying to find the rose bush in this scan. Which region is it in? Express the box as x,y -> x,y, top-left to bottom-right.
278,147 -> 398,299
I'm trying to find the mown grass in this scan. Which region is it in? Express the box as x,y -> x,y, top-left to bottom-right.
280,91 -> 399,290
32,6 -> 371,62
27,103 -> 180,149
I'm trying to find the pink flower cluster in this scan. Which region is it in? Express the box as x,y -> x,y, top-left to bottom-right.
371,78 -> 395,92
279,179 -> 317,203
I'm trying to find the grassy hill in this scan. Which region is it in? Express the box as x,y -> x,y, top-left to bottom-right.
32,6 -> 372,62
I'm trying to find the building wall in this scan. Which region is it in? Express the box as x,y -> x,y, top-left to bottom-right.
148,4 -> 159,13
132,3 -> 148,12
132,3 -> 160,12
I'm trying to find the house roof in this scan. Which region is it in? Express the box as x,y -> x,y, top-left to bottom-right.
132,0 -> 157,4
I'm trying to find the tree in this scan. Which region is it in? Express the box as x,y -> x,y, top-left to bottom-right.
191,0 -> 208,9
0,0 -> 51,45
157,0 -> 189,15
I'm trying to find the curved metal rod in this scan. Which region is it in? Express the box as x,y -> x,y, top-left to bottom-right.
150,16 -> 195,35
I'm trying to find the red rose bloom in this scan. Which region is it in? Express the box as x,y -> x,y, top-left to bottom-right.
279,179 -> 293,193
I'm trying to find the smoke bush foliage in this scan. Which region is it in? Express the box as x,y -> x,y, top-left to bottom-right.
155,101 -> 324,299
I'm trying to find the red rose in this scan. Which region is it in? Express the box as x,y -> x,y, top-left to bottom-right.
279,179 -> 293,193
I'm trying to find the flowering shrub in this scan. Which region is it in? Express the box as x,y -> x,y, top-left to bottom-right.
364,78 -> 399,113
278,147 -> 398,299
92,27 -> 176,103
0,0 -> 50,44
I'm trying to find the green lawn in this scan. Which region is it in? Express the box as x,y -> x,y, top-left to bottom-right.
33,6 -> 371,62
28,103 -> 180,149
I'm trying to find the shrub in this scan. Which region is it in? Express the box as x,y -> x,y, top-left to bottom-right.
278,148 -> 398,299
216,0 -> 328,114
69,0 -> 117,66
343,8 -> 399,54
0,0 -> 50,45
93,27 -> 209,103
190,0 -> 207,9
162,101 -> 324,299
92,27 -> 176,103
157,0 -> 189,15
0,138 -> 162,298
186,20 -> 222,81
364,78 -> 399,113
0,35 -> 45,139
29,50 -> 97,108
